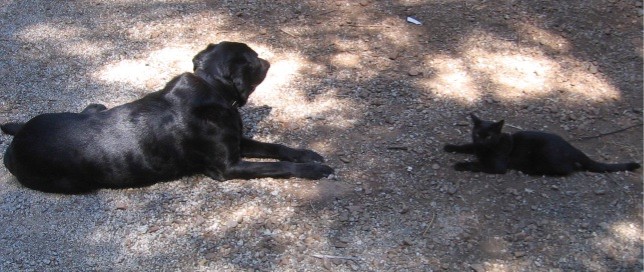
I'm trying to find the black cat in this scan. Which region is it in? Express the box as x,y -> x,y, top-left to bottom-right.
444,114 -> 641,176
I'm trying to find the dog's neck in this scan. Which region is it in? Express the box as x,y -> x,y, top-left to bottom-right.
194,70 -> 242,107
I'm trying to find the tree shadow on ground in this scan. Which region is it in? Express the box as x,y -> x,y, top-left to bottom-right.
0,0 -> 641,271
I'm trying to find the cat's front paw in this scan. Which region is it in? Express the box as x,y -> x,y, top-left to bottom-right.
454,162 -> 474,171
444,144 -> 459,153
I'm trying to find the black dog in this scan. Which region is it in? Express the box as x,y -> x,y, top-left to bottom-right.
1,42 -> 334,194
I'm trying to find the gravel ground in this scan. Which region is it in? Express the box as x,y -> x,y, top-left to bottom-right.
0,0 -> 642,271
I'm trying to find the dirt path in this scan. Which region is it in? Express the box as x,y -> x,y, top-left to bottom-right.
0,1 -> 641,271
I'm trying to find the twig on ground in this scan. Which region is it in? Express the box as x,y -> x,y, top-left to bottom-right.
311,254 -> 363,262
423,211 -> 436,236
387,146 -> 408,151
527,177 -> 545,183
280,28 -> 297,37
505,124 -> 524,130
317,9 -> 336,16
576,123 -> 642,141
348,24 -> 389,28
606,174 -> 620,186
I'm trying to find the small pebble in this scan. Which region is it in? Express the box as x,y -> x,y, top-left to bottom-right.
447,186 -> 458,195
588,64 -> 598,74
147,226 -> 160,233
408,68 -> 421,76
226,220 -> 238,229
470,263 -> 485,272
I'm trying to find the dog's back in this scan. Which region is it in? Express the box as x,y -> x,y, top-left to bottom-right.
1,87 -> 204,194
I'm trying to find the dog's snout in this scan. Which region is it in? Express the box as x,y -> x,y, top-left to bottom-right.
259,58 -> 270,70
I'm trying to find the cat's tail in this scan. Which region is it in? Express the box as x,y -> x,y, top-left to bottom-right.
1,122 -> 24,136
581,158 -> 641,173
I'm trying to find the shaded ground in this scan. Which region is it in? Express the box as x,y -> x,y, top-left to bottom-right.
0,0 -> 642,271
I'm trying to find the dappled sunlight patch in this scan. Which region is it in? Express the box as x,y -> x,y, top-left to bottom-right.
515,21 -> 571,53
380,25 -> 416,46
15,23 -> 110,58
563,68 -> 621,102
468,261 -> 528,272
307,138 -> 339,157
592,221 -> 643,266
94,45 -> 195,89
200,200 -> 286,235
257,88 -> 358,130
481,263 -> 512,272
96,60 -> 161,86
465,44 -> 620,102
492,55 -> 551,91
17,23 -> 85,42
610,221 -> 642,243
419,56 -> 481,104
100,0 -> 193,3
416,27 -> 621,104
331,52 -> 361,68
432,209 -> 480,241
251,51 -> 359,130
253,55 -> 302,97
281,180 -> 353,203
466,48 -> 556,100
330,35 -> 378,54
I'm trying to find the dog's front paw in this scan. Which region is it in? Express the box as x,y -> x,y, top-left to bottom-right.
296,163 -> 334,179
291,149 -> 325,163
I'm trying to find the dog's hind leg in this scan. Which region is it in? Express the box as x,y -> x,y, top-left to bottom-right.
1,122 -> 24,135
222,161 -> 333,180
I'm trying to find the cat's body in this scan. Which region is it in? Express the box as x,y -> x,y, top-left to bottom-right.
444,114 -> 640,176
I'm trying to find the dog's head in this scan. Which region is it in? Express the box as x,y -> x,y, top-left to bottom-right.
192,42 -> 270,107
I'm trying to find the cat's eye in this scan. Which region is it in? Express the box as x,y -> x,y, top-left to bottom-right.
478,133 -> 492,140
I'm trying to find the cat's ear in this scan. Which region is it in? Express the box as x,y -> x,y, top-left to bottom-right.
470,113 -> 482,125
492,120 -> 505,132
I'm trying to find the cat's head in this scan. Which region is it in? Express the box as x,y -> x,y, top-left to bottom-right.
470,113 -> 505,144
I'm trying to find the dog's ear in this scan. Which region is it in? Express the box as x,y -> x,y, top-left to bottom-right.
231,63 -> 253,105
192,43 -> 219,71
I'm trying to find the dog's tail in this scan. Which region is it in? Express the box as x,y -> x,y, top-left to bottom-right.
1,122 -> 25,136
